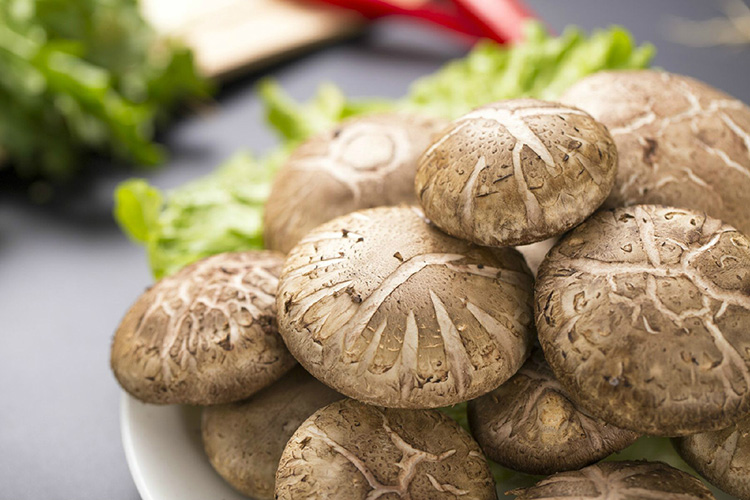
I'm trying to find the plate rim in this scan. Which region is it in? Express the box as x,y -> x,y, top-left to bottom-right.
120,392 -> 156,500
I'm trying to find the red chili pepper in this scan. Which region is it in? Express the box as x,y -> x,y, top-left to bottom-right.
452,0 -> 534,43
310,0 -> 537,44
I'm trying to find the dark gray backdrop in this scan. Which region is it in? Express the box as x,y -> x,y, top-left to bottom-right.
1,1 -> 748,498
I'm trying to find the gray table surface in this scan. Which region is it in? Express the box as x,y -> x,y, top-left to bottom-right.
1,1 -> 748,498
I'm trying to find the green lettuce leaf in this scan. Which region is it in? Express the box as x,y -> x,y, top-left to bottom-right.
113,178 -> 162,243
258,80 -> 390,145
115,22 -> 655,279
116,152 -> 279,279
405,22 -> 654,118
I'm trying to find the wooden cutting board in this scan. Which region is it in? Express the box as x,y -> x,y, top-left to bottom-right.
141,0 -> 365,79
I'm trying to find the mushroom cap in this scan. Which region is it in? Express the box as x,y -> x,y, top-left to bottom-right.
674,414 -> 750,500
263,112 -> 449,254
276,206 -> 535,409
275,398 -> 497,500
510,461 -> 716,500
111,251 -> 296,405
561,70 -> 750,237
535,205 -> 750,436
201,366 -> 342,500
415,98 -> 617,247
468,350 -> 639,475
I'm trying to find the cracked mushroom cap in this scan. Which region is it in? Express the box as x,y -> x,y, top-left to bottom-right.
561,70 -> 750,237
535,205 -> 750,436
276,206 -> 535,409
111,251 -> 296,405
674,414 -> 750,500
275,398 -> 497,500
415,98 -> 617,247
467,350 -> 639,475
201,366 -> 342,500
263,112 -> 449,254
510,461 -> 716,500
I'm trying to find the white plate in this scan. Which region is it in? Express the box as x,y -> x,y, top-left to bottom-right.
121,393 -> 249,500
122,391 -> 736,500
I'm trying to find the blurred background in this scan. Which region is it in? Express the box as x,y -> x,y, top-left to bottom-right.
0,0 -> 748,498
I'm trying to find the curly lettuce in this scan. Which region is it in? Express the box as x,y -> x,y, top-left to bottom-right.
115,152 -> 279,279
405,22 -> 655,118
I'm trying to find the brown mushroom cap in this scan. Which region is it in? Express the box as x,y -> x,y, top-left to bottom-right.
510,461 -> 716,500
415,98 -> 617,247
468,350 -> 639,475
263,112 -> 449,254
111,251 -> 296,405
276,206 -> 535,409
535,205 -> 750,436
201,366 -> 342,500
674,415 -> 750,500
275,398 -> 497,500
561,70 -> 750,237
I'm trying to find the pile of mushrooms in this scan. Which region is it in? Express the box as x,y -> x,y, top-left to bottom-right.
111,70 -> 750,500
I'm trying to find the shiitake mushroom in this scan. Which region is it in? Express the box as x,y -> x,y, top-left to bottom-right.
674,415 -> 750,500
264,113 -> 448,254
535,205 -> 750,436
468,350 -> 639,475
415,99 -> 617,247
275,205 -> 535,409
275,398 -> 497,500
111,251 -> 295,405
510,461 -> 716,500
562,70 -> 750,237
202,367 -> 342,500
